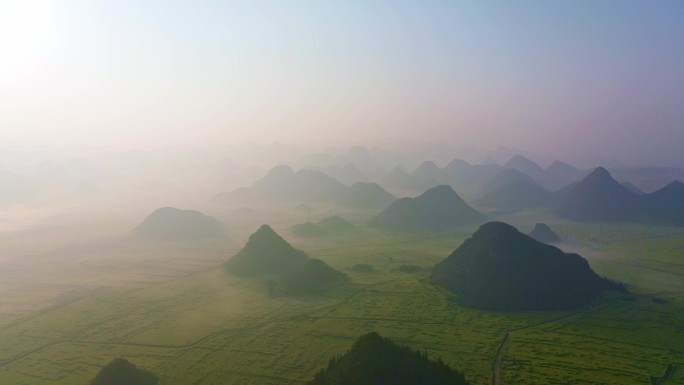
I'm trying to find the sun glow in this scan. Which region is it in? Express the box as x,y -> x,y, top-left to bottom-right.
0,1 -> 59,83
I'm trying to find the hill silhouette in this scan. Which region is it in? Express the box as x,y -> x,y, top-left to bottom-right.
291,221 -> 325,237
308,332 -> 469,385
609,166 -> 684,194
443,164 -> 503,194
634,180 -> 684,225
291,216 -> 356,237
528,223 -> 561,243
479,168 -> 537,194
554,167 -> 638,221
218,165 -> 348,202
407,161 -> 443,189
132,207 -> 222,241
323,163 -> 368,186
337,182 -> 396,209
381,166 -> 410,189
621,181 -> 644,195
543,160 -> 584,190
317,215 -> 355,231
224,225 -> 308,276
431,222 -> 622,311
90,358 -> 158,385
505,155 -> 545,181
377,185 -> 483,231
278,259 -> 347,295
478,179 -> 553,209
500,156 -> 585,190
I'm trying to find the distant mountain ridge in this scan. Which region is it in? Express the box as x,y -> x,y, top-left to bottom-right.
553,167 -> 684,225
215,165 -> 395,209
378,155 -> 584,195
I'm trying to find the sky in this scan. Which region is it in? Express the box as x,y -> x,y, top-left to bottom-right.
1,1 -> 683,166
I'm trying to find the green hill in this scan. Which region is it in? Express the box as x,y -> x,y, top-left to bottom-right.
377,185 -> 483,231
224,225 -> 308,276
132,207 -> 222,241
308,332 -> 469,385
89,358 -> 157,385
431,222 -> 622,311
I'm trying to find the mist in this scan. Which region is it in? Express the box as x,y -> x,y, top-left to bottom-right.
2,1 -> 684,167
2,2 -> 684,385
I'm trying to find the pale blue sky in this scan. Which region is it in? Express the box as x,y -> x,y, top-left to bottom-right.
1,1 -> 683,165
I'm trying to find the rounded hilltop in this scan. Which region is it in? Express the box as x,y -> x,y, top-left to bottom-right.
431,222 -> 624,311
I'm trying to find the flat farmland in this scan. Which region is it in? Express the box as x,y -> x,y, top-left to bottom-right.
0,207 -> 682,385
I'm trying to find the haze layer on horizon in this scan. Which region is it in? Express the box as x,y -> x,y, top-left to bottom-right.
1,1 -> 683,166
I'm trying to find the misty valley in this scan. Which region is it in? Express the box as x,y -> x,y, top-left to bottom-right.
2,2 -> 684,384
1,146 -> 683,385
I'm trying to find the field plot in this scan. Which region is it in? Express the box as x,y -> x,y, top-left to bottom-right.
497,220 -> 684,385
0,210 -> 683,385
502,298 -> 683,385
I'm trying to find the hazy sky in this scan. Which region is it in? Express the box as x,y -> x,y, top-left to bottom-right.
1,1 -> 683,165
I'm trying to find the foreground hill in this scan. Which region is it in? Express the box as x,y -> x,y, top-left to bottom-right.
431,222 -> 622,311
528,223 -> 561,243
554,167 -> 638,221
224,225 -> 308,276
308,332 -> 469,385
377,185 -> 484,231
90,358 -> 158,385
132,207 -> 222,241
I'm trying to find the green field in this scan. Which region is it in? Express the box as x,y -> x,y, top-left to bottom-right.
0,206 -> 683,385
